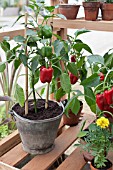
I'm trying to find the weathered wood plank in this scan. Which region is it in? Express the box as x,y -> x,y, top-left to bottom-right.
0,120 -> 64,166
22,113 -> 95,170
0,143 -> 29,166
0,130 -> 20,157
0,162 -> 20,170
56,147 -> 86,170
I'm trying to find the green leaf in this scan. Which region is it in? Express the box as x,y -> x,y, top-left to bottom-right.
74,29 -> 90,38
53,40 -> 64,57
71,97 -> 80,114
104,52 -> 113,69
56,14 -> 66,20
6,50 -> 15,63
64,97 -> 80,115
73,43 -> 92,54
19,53 -> 28,66
1,40 -> 10,52
87,55 -> 104,65
40,87 -> 45,96
26,29 -> 37,36
84,87 -> 95,105
77,131 -> 88,138
14,84 -> 25,107
60,73 -> 71,93
77,56 -> 85,68
3,36 -> 10,41
13,35 -> 25,43
14,58 -> 21,69
53,65 -> 62,79
67,62 -> 78,76
45,6 -> 55,12
0,62 -> 6,72
12,14 -> 25,27
84,87 -> 96,113
31,57 -> 38,73
55,87 -> 66,101
81,73 -> 100,87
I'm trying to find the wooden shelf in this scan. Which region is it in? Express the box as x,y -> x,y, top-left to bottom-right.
39,17 -> 113,32
53,18 -> 113,32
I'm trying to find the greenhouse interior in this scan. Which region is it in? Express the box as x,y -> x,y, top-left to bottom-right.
0,0 -> 113,170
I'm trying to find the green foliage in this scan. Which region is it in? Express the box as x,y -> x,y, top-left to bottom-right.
64,96 -> 80,115
84,87 -> 96,113
14,84 -> 25,107
79,118 -> 113,169
67,63 -> 78,76
0,105 -> 15,140
81,73 -> 100,87
106,0 -> 113,3
60,73 -> 71,94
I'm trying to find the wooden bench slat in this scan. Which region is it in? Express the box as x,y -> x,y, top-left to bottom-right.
56,147 -> 86,170
0,130 -> 20,157
22,113 -> 95,170
0,143 -> 29,166
0,162 -> 19,170
0,119 -> 64,167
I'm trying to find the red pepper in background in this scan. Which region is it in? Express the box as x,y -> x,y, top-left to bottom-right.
98,72 -> 105,81
71,55 -> 76,62
104,87 -> 113,105
69,72 -> 78,84
40,66 -> 53,83
104,105 -> 113,118
96,93 -> 104,110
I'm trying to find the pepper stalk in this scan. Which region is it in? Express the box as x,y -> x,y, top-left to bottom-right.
25,12 -> 28,115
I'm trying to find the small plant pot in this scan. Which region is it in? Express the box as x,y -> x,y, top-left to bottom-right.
80,138 -> 94,162
59,4 -> 80,19
90,159 -> 112,170
62,100 -> 83,126
83,2 -> 100,21
100,3 -> 113,21
11,99 -> 63,155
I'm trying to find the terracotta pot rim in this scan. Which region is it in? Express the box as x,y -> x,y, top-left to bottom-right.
101,3 -> 113,10
90,158 -> 112,170
83,2 -> 100,8
59,4 -> 80,8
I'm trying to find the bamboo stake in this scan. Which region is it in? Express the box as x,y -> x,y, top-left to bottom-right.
25,12 -> 28,115
45,83 -> 50,109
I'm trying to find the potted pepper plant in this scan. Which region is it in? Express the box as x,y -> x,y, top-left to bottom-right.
81,48 -> 113,120
78,116 -> 113,170
1,0 -> 67,155
50,29 -> 93,126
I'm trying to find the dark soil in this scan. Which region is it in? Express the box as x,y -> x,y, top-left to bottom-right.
12,99 -> 63,120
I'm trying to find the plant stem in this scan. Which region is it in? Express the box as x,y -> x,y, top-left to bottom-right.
25,12 -> 28,115
32,73 -> 37,114
45,83 -> 50,109
68,92 -> 70,100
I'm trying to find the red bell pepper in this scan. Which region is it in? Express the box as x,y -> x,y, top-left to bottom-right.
40,66 -> 53,83
98,72 -> 104,81
71,55 -> 76,62
69,72 -> 78,85
104,87 -> 113,105
96,93 -> 104,110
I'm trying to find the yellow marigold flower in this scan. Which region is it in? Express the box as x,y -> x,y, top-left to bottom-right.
96,117 -> 109,128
